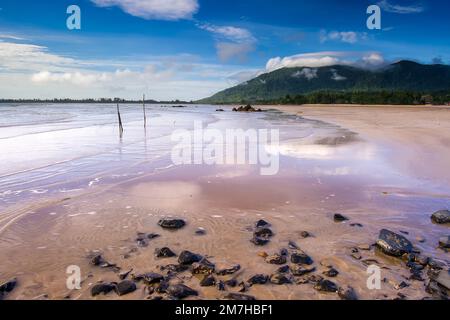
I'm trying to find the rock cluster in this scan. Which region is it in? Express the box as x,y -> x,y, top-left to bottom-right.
232,104 -> 262,112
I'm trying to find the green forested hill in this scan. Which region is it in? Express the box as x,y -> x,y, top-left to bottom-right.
200,61 -> 450,104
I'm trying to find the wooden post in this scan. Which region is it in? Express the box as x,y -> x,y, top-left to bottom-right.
143,94 -> 147,128
117,103 -> 124,137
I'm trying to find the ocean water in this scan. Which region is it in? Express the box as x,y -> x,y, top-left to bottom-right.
0,104 -> 215,208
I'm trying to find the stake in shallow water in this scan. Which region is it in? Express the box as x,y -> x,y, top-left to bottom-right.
117,103 -> 124,137
143,94 -> 147,128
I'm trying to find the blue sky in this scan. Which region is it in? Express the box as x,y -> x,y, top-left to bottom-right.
0,0 -> 449,100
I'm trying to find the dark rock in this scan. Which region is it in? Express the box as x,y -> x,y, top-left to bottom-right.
314,279 -> 338,293
224,279 -> 238,287
216,264 -> 240,275
247,274 -> 269,285
288,241 -> 299,249
216,109 -> 224,112
195,228 -> 206,235
306,274 -> 324,283
376,229 -> 413,257
155,247 -> 177,258
192,259 -> 215,275
136,232 -> 159,246
91,283 -> 115,296
428,258 -> 445,270
431,210 -> 450,224
178,250 -> 202,265
147,233 -> 160,239
160,264 -> 189,274
115,280 -> 137,296
290,265 -> 316,276
250,236 -> 270,246
350,223 -> 363,228
439,236 -> 450,249
409,270 -> 424,281
415,255 -> 430,266
300,231 -> 311,238
89,254 -> 117,269
238,281 -> 249,292
254,227 -> 273,238
200,275 -> 216,287
277,265 -> 290,273
217,281 -> 226,291
431,270 -> 450,290
0,278 -> 17,294
426,270 -> 450,299
225,293 -> 256,300
167,284 -> 198,299
133,272 -> 164,285
256,219 -> 270,228
400,230 -> 409,235
158,218 -> 186,229
118,269 -> 133,280
90,254 -> 106,266
338,285 -> 357,300
333,213 -> 349,222
265,254 -> 287,265
394,281 -> 409,290
270,273 -> 292,285
155,280 -> 170,294
291,251 -> 313,265
136,238 -> 149,247
407,260 -> 424,272
232,104 -> 261,113
323,267 -> 339,277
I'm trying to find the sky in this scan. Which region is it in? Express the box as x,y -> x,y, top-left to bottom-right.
0,0 -> 449,100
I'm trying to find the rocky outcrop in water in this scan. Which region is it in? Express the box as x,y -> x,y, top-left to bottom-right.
158,218 -> 186,229
0,278 -> 17,300
167,284 -> 198,299
178,251 -> 203,265
376,229 -> 413,257
431,210 -> 450,224
232,104 -> 262,112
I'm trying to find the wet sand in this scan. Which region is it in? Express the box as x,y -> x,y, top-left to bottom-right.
0,104 -> 449,300
271,104 -> 450,186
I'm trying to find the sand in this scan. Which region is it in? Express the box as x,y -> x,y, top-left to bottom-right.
269,104 -> 450,186
0,104 -> 449,300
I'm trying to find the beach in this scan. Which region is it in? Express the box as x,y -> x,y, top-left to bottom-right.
0,103 -> 449,300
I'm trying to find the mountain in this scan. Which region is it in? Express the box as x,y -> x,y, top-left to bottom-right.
200,61 -> 450,104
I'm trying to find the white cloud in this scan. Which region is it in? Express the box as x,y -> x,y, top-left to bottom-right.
197,23 -> 255,43
0,42 -> 76,72
291,68 -> 318,80
320,30 -> 363,44
377,0 -> 424,14
361,52 -> 385,67
0,34 -> 26,41
330,69 -> 346,81
91,0 -> 199,20
265,52 -> 387,72
266,52 -> 345,71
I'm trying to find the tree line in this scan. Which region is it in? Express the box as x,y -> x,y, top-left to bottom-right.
236,91 -> 450,106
